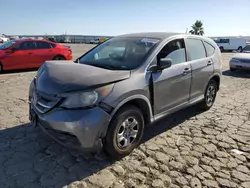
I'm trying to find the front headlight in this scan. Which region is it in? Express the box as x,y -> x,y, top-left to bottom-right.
59,84 -> 114,108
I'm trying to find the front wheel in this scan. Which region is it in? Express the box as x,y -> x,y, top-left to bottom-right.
198,79 -> 218,111
104,105 -> 145,160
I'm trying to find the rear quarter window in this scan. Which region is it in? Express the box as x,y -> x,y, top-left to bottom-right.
204,41 -> 215,57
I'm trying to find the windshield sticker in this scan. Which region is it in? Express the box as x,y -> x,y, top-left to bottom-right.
141,38 -> 159,44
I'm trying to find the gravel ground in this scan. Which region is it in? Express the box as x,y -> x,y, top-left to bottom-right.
0,44 -> 249,188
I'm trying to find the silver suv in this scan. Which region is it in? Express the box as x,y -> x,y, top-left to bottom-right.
28,32 -> 222,159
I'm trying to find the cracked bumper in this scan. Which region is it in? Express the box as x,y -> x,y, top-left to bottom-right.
29,103 -> 111,153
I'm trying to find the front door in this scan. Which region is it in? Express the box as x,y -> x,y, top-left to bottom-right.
152,38 -> 192,115
4,41 -> 37,70
185,38 -> 214,100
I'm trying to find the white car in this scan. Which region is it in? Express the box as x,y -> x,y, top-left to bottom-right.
0,37 -> 9,43
90,39 -> 99,44
229,45 -> 250,71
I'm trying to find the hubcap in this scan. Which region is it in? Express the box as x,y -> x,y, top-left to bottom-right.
206,84 -> 216,107
116,117 -> 139,149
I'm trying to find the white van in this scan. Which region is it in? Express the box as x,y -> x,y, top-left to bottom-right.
212,37 -> 250,52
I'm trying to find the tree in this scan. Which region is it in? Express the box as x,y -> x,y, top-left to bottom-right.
189,20 -> 204,36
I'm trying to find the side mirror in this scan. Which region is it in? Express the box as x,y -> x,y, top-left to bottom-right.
148,58 -> 172,72
158,58 -> 172,70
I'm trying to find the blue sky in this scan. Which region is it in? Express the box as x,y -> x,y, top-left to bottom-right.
1,0 -> 250,37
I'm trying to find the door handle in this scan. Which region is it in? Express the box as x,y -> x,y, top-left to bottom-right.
207,60 -> 213,66
183,68 -> 191,75
28,52 -> 33,55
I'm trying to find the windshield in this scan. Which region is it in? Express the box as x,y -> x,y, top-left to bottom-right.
241,45 -> 250,53
78,37 -> 160,70
0,40 -> 17,50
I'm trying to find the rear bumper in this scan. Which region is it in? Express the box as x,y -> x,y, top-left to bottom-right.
29,103 -> 111,153
66,54 -> 73,60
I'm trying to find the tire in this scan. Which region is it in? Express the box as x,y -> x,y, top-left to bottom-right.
198,79 -> 218,111
237,46 -> 242,51
104,105 -> 145,160
53,55 -> 66,60
0,63 -> 3,73
230,67 -> 236,71
219,46 -> 224,52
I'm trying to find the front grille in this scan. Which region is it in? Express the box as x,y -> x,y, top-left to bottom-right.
32,90 -> 61,114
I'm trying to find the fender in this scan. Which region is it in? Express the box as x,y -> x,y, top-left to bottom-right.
110,94 -> 154,122
203,72 -> 221,93
100,94 -> 154,139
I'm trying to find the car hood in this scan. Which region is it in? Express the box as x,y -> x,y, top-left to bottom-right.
232,53 -> 250,60
36,61 -> 131,95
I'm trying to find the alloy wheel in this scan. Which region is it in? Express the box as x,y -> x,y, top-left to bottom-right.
116,117 -> 139,149
206,84 -> 216,107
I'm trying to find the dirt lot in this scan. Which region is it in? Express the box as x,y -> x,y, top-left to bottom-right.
0,44 -> 249,188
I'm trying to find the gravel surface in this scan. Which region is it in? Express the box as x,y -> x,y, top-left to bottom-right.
0,44 -> 249,188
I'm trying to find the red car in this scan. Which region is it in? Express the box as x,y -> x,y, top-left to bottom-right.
0,39 -> 72,72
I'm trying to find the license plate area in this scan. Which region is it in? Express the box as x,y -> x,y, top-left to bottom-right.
29,107 -> 37,127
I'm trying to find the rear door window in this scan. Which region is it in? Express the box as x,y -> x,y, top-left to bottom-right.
186,38 -> 206,61
36,41 -> 52,49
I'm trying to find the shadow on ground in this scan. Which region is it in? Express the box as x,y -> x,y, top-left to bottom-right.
0,106 -> 202,188
0,68 -> 38,75
223,70 -> 250,78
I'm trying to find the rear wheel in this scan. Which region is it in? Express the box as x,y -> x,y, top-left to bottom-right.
198,79 -> 218,111
104,105 -> 145,160
53,55 -> 66,60
219,46 -> 224,52
237,46 -> 242,51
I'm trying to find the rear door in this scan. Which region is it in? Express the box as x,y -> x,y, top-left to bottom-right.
185,38 -> 214,100
152,38 -> 192,115
33,41 -> 55,67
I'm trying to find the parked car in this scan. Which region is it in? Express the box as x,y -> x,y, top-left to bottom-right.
0,37 -> 10,43
0,39 -> 72,72
90,39 -> 100,44
28,32 -> 222,159
229,44 -> 250,71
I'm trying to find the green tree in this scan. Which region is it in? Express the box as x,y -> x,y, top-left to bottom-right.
189,20 -> 204,36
